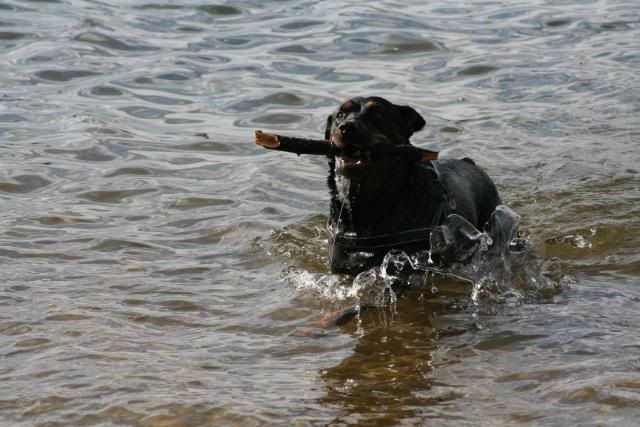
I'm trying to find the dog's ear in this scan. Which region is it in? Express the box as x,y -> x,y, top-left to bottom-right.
324,114 -> 333,140
397,105 -> 426,135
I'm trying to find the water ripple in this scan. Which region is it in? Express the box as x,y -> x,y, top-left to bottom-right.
74,31 -> 158,52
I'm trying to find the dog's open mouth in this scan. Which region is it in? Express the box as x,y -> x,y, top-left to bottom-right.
341,149 -> 371,164
336,150 -> 372,178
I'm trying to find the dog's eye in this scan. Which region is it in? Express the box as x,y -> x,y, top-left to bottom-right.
336,111 -> 345,119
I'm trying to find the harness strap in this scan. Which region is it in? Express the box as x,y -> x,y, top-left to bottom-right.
331,227 -> 437,251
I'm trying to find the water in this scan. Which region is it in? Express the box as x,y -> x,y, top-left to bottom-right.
1,0 -> 639,425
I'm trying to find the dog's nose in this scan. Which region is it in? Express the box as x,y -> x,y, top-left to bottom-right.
338,122 -> 356,135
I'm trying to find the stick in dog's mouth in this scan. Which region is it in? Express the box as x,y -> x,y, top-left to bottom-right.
253,130 -> 438,162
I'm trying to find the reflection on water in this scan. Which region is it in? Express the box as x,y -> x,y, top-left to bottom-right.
1,0 -> 640,425
319,300 -> 441,425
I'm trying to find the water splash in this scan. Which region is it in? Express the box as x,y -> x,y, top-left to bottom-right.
288,205 -> 561,313
430,206 -> 558,306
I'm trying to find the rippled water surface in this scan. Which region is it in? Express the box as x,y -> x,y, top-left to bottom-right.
2,0 -> 640,425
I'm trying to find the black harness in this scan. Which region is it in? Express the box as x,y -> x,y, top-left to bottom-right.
331,226 -> 437,253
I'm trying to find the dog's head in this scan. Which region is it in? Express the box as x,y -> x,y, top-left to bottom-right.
325,96 -> 426,179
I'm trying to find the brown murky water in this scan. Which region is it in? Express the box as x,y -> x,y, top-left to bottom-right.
1,0 -> 639,425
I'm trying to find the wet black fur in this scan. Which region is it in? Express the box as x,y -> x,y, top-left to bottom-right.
326,96 -> 501,274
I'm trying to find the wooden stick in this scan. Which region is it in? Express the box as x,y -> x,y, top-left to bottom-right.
254,130 -> 438,162
254,130 -> 334,156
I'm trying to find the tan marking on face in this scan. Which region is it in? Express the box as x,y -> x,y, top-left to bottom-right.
330,129 -> 344,147
364,100 -> 377,109
341,100 -> 354,110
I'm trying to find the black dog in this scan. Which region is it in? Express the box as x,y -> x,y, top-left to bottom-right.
325,96 -> 501,275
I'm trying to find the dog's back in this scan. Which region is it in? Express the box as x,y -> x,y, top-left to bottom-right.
433,158 -> 501,229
